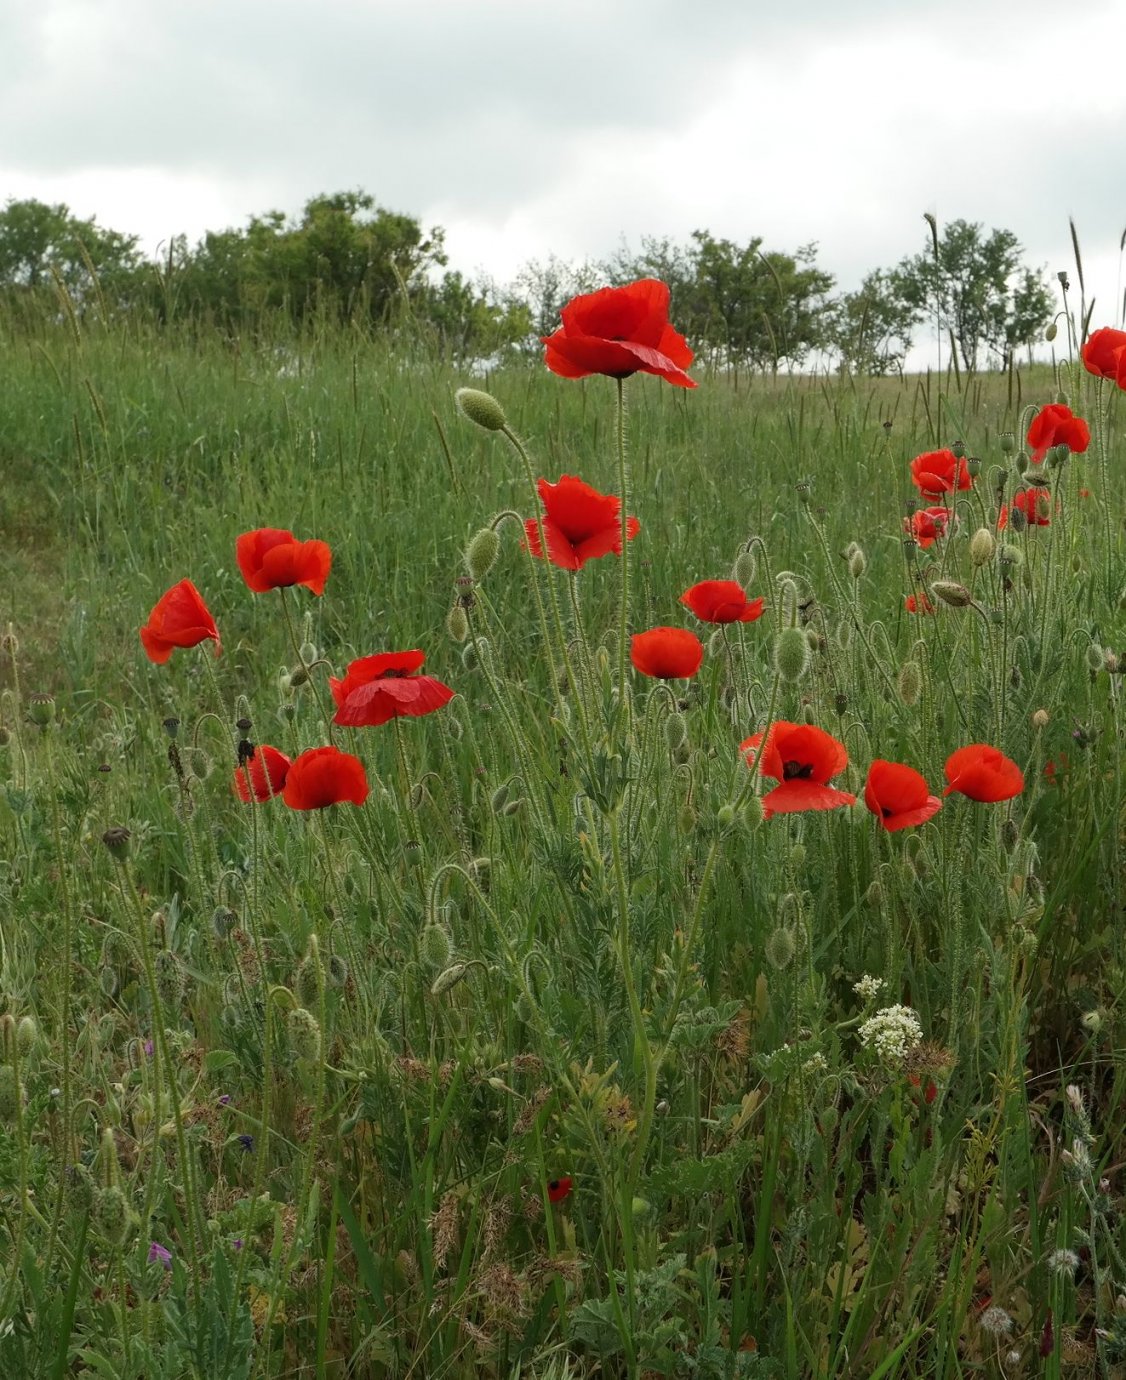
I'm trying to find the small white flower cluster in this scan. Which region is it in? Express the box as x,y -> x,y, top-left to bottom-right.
802,1051 -> 828,1076
858,1004 -> 922,1063
853,974 -> 885,1003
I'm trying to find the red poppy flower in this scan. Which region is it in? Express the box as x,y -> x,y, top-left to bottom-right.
330,651 -> 454,727
1026,403 -> 1090,463
282,746 -> 369,810
630,627 -> 704,680
680,580 -> 765,624
998,487 -> 1052,530
740,721 -> 856,816
909,450 -> 972,498
943,744 -> 1024,802
1044,752 -> 1069,785
904,593 -> 935,615
905,506 -> 952,549
140,579 -> 221,664
1080,326 -> 1126,380
233,745 -> 292,802
523,475 -> 640,571
863,759 -> 942,832
543,278 -> 695,388
547,1176 -> 573,1204
236,528 -> 332,595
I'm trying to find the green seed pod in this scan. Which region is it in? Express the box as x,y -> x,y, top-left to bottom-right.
764,926 -> 796,970
967,456 -> 982,477
733,549 -> 756,588
278,701 -> 297,723
455,387 -> 507,433
27,692 -> 56,727
999,432 -> 1016,455
101,826 -> 132,861
431,963 -> 469,996
421,923 -> 452,969
848,548 -> 867,580
212,906 -> 238,940
969,527 -> 996,567
898,660 -> 922,706
774,626 -> 810,683
665,712 -> 687,753
446,604 -> 469,643
931,580 -> 972,609
287,1008 -> 322,1062
950,440 -> 967,459
465,526 -> 501,582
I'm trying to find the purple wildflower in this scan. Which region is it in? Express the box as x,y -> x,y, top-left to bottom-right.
148,1241 -> 172,1270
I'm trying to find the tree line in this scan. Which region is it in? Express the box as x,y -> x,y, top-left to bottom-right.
0,190 -> 1057,373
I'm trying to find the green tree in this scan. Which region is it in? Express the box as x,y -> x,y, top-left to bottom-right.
894,217 -> 1053,370
681,231 -> 834,368
829,269 -> 917,376
0,198 -> 142,303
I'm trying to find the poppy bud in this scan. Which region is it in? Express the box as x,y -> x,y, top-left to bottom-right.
1045,321 -> 1058,342
898,660 -> 922,706
421,924 -> 452,969
1081,1009 -> 1103,1033
455,387 -> 507,433
288,664 -> 310,688
1086,643 -> 1105,673
789,844 -> 806,871
67,1162 -> 96,1213
431,962 -> 469,996
631,1196 -> 654,1223
465,527 -> 501,582
774,627 -> 810,683
0,629 -> 18,654
969,528 -> 995,567
1031,708 -> 1049,730
778,578 -> 799,626
716,804 -> 736,830
446,605 -> 469,643
1001,818 -> 1019,852
677,802 -> 697,834
931,581 -> 972,609
999,432 -> 1016,455
744,796 -> 765,830
327,953 -> 348,989
93,1184 -> 132,1244
764,927 -> 796,970
287,1007 -> 322,1062
299,641 -> 318,667
16,1015 -> 37,1053
503,797 -> 526,816
733,549 -> 756,588
295,939 -> 324,1007
155,951 -> 186,1007
665,713 -> 687,752
865,880 -> 883,907
101,826 -> 132,861
1014,453 -> 1029,477
1008,504 -> 1028,532
950,440 -> 967,459
27,692 -> 56,726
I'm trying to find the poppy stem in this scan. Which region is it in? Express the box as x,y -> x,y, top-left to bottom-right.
615,377 -> 632,732
278,587 -> 334,739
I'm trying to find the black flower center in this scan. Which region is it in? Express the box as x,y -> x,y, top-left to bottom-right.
782,760 -> 813,780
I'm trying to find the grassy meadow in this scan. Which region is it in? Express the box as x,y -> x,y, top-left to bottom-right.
0,312 -> 1124,1378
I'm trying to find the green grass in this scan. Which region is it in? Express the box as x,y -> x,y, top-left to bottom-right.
0,313 -> 1124,1378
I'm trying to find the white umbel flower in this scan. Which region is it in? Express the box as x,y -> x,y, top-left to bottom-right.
858,1004 -> 923,1063
853,974 -> 885,1003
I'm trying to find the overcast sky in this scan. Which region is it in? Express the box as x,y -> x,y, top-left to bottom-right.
3,0 -> 1125,336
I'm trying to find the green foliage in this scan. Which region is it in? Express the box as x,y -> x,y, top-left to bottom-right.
829,269 -> 917,375
894,216 -> 1054,369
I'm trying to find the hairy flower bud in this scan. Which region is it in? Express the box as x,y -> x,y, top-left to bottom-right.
446,604 -> 469,643
897,660 -> 922,706
421,923 -> 452,969
287,1008 -> 322,1063
969,527 -> 995,567
848,548 -> 867,580
733,549 -> 756,588
764,926 -> 796,970
774,626 -> 810,683
431,962 -> 470,996
465,527 -> 501,582
455,387 -> 507,432
665,713 -> 687,753
931,580 -> 972,609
